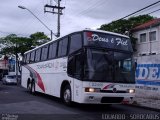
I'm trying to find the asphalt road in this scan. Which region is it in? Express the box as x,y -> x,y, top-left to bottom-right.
0,82 -> 159,120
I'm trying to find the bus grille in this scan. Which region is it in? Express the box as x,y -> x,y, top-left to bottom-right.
101,97 -> 124,103
100,90 -> 126,93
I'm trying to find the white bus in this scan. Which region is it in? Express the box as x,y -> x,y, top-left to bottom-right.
21,29 -> 135,105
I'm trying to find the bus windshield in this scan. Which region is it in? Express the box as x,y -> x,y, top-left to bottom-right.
84,49 -> 135,83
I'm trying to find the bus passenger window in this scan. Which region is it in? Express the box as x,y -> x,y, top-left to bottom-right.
35,48 -> 41,62
58,37 -> 68,57
26,53 -> 30,64
30,51 -> 35,63
41,45 -> 48,61
69,34 -> 82,54
23,54 -> 27,64
48,42 -> 57,59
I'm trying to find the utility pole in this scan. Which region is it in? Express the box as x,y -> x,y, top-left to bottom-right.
57,0 -> 61,37
44,0 -> 65,37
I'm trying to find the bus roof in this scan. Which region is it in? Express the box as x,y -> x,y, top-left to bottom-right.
83,29 -> 129,38
24,29 -> 129,54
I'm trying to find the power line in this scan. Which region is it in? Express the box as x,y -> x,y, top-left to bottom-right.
118,0 -> 160,20
76,0 -> 103,16
148,8 -> 160,15
17,2 -> 48,36
17,1 -> 56,39
130,2 -> 160,17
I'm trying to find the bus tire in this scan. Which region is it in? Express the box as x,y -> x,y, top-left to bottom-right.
63,84 -> 72,106
31,82 -> 36,95
27,80 -> 32,93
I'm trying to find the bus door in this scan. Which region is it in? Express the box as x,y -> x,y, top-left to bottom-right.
67,51 -> 84,102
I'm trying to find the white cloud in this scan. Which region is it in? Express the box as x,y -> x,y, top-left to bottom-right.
0,0 -> 160,38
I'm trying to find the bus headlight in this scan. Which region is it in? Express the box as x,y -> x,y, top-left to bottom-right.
85,88 -> 100,92
128,89 -> 135,93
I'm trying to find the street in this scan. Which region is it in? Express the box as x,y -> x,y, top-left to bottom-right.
0,82 -> 159,120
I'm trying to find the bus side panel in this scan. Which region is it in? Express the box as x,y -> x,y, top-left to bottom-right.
73,79 -> 83,103
21,58 -> 70,97
21,58 -> 79,101
48,73 -> 65,97
36,72 -> 52,94
21,65 -> 45,93
21,66 -> 29,89
28,63 -> 54,94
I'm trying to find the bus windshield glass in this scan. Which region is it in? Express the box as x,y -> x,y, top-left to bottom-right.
84,49 -> 135,83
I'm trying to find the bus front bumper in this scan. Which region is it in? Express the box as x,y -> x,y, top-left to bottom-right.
81,93 -> 135,104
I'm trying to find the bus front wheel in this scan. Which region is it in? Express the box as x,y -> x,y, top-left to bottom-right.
63,85 -> 72,105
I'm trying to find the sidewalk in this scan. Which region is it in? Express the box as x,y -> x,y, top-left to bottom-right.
132,97 -> 160,111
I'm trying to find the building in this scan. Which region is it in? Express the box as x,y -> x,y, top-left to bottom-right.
0,57 -> 9,79
132,18 -> 160,56
132,18 -> 160,99
8,57 -> 16,75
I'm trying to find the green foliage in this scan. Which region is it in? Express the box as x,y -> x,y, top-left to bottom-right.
30,32 -> 50,46
0,32 -> 50,56
99,15 -> 155,51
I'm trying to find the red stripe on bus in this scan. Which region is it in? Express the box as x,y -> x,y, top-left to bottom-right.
25,65 -> 45,92
35,71 -> 45,92
102,84 -> 113,90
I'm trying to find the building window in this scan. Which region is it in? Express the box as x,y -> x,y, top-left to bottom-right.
149,31 -> 156,41
140,33 -> 146,42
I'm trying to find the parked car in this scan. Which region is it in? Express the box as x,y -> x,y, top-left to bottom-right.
2,75 -> 17,85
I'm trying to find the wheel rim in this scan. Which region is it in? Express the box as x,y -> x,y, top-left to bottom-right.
64,89 -> 71,103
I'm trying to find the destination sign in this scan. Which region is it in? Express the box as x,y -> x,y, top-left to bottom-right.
83,32 -> 133,52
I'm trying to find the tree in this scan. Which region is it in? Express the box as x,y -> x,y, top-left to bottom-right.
0,32 -> 50,76
29,32 -> 50,46
99,15 -> 155,51
0,32 -> 50,56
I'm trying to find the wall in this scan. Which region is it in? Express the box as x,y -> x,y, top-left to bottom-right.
0,60 -> 8,69
135,54 -> 160,99
133,25 -> 160,99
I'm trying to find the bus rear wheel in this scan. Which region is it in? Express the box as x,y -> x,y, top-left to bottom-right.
63,85 -> 72,105
27,81 -> 32,92
27,80 -> 35,94
31,82 -> 35,95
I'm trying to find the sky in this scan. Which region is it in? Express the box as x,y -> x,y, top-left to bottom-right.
0,0 -> 160,39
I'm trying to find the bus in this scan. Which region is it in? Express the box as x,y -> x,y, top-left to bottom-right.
21,29 -> 135,105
